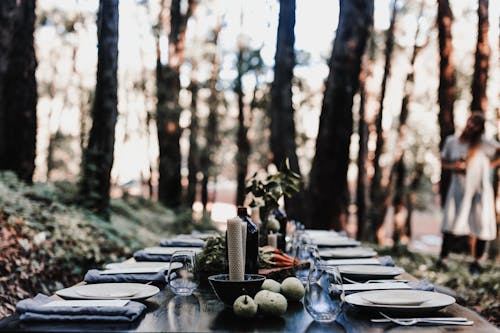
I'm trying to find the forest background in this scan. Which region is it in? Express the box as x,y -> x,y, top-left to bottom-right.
0,0 -> 499,323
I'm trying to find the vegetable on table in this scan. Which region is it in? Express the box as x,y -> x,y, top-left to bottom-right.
259,246 -> 297,268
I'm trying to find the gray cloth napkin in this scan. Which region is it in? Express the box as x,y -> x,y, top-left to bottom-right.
84,269 -> 167,284
16,294 -> 146,322
334,279 -> 435,296
160,238 -> 205,247
133,250 -> 172,262
378,256 -> 395,266
408,278 -> 435,291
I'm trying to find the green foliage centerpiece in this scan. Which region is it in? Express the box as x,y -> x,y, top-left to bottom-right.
245,160 -> 302,244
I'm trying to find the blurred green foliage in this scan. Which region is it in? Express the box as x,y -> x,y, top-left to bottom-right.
0,172 -> 209,317
246,160 -> 302,218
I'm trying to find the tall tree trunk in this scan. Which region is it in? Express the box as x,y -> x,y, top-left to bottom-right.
187,75 -> 199,207
156,0 -> 196,207
200,23 -> 222,212
308,0 -> 373,230
270,0 -> 304,220
391,0 -> 426,243
236,47 -> 250,206
80,0 -> 119,219
356,59 -> 369,240
0,1 -> 20,168
369,0 -> 397,240
470,0 -> 490,113
437,0 -> 456,205
0,0 -> 37,183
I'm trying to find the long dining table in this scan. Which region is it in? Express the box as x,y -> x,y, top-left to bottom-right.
0,271 -> 497,333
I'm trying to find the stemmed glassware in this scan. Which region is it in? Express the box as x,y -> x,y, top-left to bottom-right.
167,250 -> 199,296
304,265 -> 344,323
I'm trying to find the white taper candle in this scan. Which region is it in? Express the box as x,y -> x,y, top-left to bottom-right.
268,233 -> 278,248
240,221 -> 247,274
227,217 -> 244,281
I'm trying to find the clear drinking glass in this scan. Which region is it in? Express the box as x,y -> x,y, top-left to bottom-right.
295,244 -> 320,284
305,265 -> 344,323
167,250 -> 199,296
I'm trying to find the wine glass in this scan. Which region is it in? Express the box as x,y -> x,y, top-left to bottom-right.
167,250 -> 199,296
304,265 -> 344,323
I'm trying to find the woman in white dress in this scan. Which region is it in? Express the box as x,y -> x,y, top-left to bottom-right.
439,112 -> 499,272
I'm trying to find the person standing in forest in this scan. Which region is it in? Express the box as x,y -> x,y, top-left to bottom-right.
438,112 -> 499,274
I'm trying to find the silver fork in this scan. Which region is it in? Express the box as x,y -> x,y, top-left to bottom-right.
343,277 -> 409,284
377,312 -> 474,326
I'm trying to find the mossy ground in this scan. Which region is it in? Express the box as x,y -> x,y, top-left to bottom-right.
0,172 -> 214,317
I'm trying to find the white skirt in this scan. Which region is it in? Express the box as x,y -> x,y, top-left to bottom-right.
442,151 -> 497,241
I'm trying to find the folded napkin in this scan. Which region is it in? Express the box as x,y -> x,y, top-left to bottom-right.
84,269 -> 167,284
331,279 -> 435,296
16,294 -> 146,322
160,237 -> 205,247
408,278 -> 435,291
377,256 -> 395,266
133,250 -> 172,262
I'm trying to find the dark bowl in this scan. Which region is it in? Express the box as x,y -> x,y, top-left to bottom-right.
208,274 -> 266,307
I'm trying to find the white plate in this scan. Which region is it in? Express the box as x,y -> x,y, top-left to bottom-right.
100,263 -> 182,275
99,267 -> 165,275
179,232 -> 220,240
312,239 -> 361,247
322,258 -> 381,266
105,261 -> 172,270
340,282 -> 411,292
304,230 -> 339,238
56,283 -> 160,301
345,290 -> 455,314
360,290 -> 431,305
319,247 -> 377,259
143,247 -> 202,255
76,288 -> 139,298
339,265 -> 405,280
162,237 -> 205,247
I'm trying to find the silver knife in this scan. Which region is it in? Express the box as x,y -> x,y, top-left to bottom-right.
371,317 -> 469,322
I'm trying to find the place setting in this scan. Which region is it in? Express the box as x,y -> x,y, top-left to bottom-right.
160,236 -> 206,247
318,246 -> 377,259
338,264 -> 405,281
15,294 -> 148,323
344,289 -> 473,327
133,246 -> 202,262
311,237 -> 361,248
55,283 -> 161,301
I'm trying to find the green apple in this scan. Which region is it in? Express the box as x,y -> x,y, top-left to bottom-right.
281,277 -> 305,302
261,279 -> 281,293
254,290 -> 287,316
233,295 -> 258,318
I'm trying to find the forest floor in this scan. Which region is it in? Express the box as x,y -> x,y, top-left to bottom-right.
0,172 -> 214,318
0,173 -> 498,324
